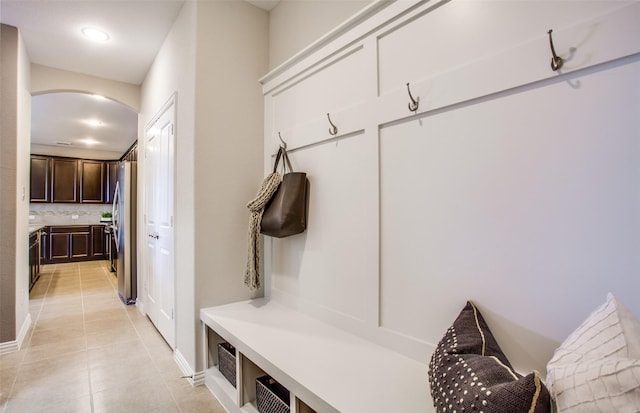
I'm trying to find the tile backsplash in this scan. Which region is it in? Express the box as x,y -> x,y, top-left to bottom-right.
29,204 -> 112,226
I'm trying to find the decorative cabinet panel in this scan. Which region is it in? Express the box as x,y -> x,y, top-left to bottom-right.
105,161 -> 119,204
80,160 -> 105,203
43,225 -> 107,263
122,143 -> 137,161
29,231 -> 41,291
70,231 -> 90,258
51,158 -> 79,203
30,156 -> 51,203
30,155 -> 121,204
91,225 -> 106,257
40,228 -> 48,261
49,232 -> 72,261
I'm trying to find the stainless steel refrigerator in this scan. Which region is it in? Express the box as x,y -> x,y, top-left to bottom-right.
112,161 -> 137,304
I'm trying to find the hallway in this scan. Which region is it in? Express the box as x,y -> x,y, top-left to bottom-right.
0,261 -> 225,413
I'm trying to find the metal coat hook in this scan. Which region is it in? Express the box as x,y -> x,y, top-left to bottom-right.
278,132 -> 287,149
547,29 -> 564,71
327,113 -> 338,136
406,83 -> 419,112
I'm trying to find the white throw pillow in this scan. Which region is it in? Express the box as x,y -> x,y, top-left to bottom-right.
546,293 -> 640,412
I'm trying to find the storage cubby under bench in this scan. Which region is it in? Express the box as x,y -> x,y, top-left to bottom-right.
201,298 -> 430,413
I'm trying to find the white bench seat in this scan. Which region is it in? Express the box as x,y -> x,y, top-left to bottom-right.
200,298 -> 432,413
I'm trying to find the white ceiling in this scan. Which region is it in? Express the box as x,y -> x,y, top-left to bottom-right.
1,0 -> 279,157
31,92 -> 138,155
1,0 -> 186,85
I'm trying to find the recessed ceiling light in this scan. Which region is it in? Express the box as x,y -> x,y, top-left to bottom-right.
81,27 -> 110,42
79,138 -> 100,146
85,119 -> 103,127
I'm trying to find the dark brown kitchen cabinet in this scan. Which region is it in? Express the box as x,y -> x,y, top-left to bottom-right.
91,225 -> 105,257
40,228 -> 48,261
30,156 -> 51,203
49,229 -> 89,260
104,228 -> 112,269
108,229 -> 116,272
51,158 -> 79,203
121,143 -> 137,162
30,155 -> 120,204
105,161 -> 119,204
43,225 -> 106,263
71,231 -> 90,258
49,232 -> 72,261
29,230 -> 41,291
80,160 -> 105,203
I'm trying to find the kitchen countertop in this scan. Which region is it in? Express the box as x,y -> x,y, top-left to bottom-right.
28,223 -> 111,235
28,225 -> 45,235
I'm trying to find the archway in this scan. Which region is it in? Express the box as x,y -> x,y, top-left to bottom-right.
31,91 -> 137,160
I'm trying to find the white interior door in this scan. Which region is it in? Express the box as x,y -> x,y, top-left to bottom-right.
144,98 -> 175,348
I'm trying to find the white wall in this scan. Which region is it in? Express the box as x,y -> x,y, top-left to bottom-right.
139,0 -> 268,373
268,0 -> 373,69
29,65 -> 140,159
0,23 -> 31,349
15,29 -> 32,341
31,64 -> 140,111
192,0 -> 268,367
139,0 -> 197,368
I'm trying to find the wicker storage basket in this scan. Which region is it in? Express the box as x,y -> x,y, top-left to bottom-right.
217,342 -> 236,388
256,375 -> 290,413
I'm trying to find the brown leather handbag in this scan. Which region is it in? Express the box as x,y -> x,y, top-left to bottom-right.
260,148 -> 309,238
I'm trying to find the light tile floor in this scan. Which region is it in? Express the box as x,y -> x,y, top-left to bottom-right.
0,261 -> 226,413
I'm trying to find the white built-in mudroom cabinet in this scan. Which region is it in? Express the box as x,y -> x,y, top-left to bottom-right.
201,1 -> 640,412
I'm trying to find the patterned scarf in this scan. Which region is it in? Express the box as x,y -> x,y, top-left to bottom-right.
244,172 -> 282,290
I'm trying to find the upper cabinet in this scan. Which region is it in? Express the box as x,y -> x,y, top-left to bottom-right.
104,161 -> 119,204
30,155 -> 51,203
31,155 -> 119,204
79,160 -> 105,203
51,158 -> 79,203
121,143 -> 137,162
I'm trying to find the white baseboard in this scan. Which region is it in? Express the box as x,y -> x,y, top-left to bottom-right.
17,313 -> 31,347
0,313 -> 32,355
135,300 -> 145,315
173,349 -> 205,386
0,340 -> 18,355
192,370 -> 205,386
